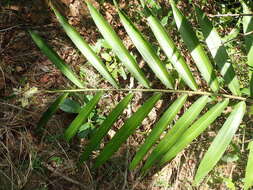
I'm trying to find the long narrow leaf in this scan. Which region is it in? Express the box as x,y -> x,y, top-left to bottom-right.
29,30 -> 84,88
169,0 -> 219,92
64,92 -> 103,142
242,0 -> 253,97
116,7 -> 174,89
141,95 -> 209,174
144,6 -> 198,90
195,7 -> 241,96
79,93 -> 133,163
94,93 -> 162,168
245,141 -> 253,190
159,98 -> 229,166
129,94 -> 187,170
51,5 -> 119,88
195,101 -> 246,184
85,1 -> 150,88
37,93 -> 69,132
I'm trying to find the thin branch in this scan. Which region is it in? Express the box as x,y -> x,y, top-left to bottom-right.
44,88 -> 253,103
208,13 -> 253,18
0,24 -> 23,32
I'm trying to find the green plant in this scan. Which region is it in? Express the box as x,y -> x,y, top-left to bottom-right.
30,0 -> 253,188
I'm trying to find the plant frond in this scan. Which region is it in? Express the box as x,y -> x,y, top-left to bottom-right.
169,0 -> 219,92
195,101 -> 246,184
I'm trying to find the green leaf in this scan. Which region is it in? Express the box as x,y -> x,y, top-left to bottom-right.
29,30 -> 84,88
79,93 -> 133,163
245,141 -> 253,190
51,5 -> 119,88
222,19 -> 241,42
60,98 -> 81,113
64,92 -> 102,142
37,93 -> 69,132
129,94 -> 187,170
158,98 -> 229,166
195,7 -> 241,96
141,95 -> 209,174
242,0 -> 253,97
144,6 -> 198,90
85,1 -> 150,88
169,0 -> 219,92
195,101 -> 246,184
116,7 -> 174,89
94,93 -> 162,168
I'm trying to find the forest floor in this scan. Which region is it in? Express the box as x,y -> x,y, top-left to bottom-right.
0,0 -> 251,189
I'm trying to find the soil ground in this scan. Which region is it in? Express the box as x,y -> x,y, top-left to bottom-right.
0,0 -> 251,189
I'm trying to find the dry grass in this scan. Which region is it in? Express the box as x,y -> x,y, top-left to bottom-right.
0,0 -> 251,189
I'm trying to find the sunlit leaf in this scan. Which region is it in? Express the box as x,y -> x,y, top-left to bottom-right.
85,1 -> 150,88
51,5 -> 119,88
29,30 -> 84,88
144,6 -> 198,90
195,6 -> 241,96
64,92 -> 102,142
245,141 -> 253,190
169,0 -> 219,92
115,4 -> 174,89
158,99 -> 229,166
141,95 -> 209,174
242,0 -> 253,97
79,93 -> 133,162
130,94 -> 187,170
94,93 -> 162,168
195,101 -> 246,184
60,98 -> 81,113
37,93 -> 69,132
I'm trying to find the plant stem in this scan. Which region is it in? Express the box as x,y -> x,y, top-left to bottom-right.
44,88 -> 253,103
208,13 -> 253,17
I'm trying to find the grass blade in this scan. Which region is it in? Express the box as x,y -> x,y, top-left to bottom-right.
37,93 -> 69,132
85,1 -> 150,88
79,93 -> 133,163
94,93 -> 162,168
116,7 -> 174,89
245,141 -> 253,190
29,30 -> 84,88
169,0 -> 219,92
195,6 -> 241,96
195,101 -> 246,184
141,95 -> 209,174
241,0 -> 253,97
129,94 -> 187,170
144,6 -> 198,90
64,92 -> 103,142
51,5 -> 119,88
158,98 -> 229,166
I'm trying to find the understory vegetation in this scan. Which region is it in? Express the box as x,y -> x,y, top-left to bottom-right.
1,0 -> 253,189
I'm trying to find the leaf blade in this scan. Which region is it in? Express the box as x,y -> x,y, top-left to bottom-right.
51,5 -> 119,88
94,93 -> 162,168
242,0 -> 253,97
29,30 -> 84,88
245,141 -> 253,190
86,1 -> 150,88
145,6 -> 198,90
79,93 -> 133,162
169,0 -> 219,92
129,94 -> 187,170
37,93 -> 69,132
116,8 -> 174,89
141,95 -> 209,174
195,101 -> 246,184
158,98 -> 229,166
195,6 -> 241,96
64,92 -> 103,142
